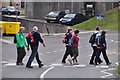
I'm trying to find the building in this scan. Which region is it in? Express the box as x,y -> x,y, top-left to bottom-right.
0,0 -> 25,9
25,2 -> 118,20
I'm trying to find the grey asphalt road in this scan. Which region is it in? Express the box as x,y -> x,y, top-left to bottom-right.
1,31 -> 119,79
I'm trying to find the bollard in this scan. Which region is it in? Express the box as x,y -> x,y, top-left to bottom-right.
45,24 -> 50,34
0,27 -> 1,37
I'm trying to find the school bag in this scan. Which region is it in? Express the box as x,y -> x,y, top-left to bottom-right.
62,33 -> 69,44
26,31 -> 35,44
89,33 -> 97,44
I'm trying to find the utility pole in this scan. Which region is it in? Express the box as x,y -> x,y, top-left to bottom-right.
71,0 -> 73,13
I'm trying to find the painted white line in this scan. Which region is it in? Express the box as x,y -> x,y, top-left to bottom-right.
64,64 -> 87,68
89,54 -> 92,57
1,61 -> 8,64
40,67 -> 54,80
59,50 -> 64,52
4,63 -> 16,67
73,64 -> 87,68
115,62 -> 119,66
96,65 -> 109,69
3,63 -> 49,67
53,51 -> 57,53
0,38 -> 13,44
111,40 -> 120,43
46,52 -> 51,54
79,31 -> 94,34
50,64 -> 63,67
101,68 -> 115,78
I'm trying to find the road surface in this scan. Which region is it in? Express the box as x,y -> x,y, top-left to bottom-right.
0,31 -> 119,80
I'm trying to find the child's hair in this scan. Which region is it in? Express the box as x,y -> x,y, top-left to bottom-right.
74,30 -> 79,34
101,31 -> 106,35
96,27 -> 100,31
68,29 -> 72,32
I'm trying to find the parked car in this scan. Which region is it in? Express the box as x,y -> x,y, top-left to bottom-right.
59,13 -> 86,26
45,11 -> 66,23
0,6 -> 20,16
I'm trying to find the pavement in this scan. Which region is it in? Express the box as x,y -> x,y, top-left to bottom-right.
0,31 -> 119,80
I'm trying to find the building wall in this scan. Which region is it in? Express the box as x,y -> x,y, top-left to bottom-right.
25,2 -> 84,19
25,2 -> 118,20
0,1 -> 10,8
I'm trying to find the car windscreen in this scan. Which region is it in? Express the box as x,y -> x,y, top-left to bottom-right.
7,7 -> 15,10
64,14 -> 76,18
48,11 -> 59,16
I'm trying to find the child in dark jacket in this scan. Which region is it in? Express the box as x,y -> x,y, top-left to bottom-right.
95,31 -> 112,65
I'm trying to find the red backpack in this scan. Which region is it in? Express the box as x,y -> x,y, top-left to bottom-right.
26,31 -> 35,44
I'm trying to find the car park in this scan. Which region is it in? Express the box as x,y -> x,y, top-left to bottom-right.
59,13 -> 86,26
0,6 -> 20,16
45,11 -> 66,23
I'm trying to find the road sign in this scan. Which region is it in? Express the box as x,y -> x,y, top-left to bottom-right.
96,14 -> 105,20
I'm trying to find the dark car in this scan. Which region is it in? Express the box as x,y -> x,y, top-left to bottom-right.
0,6 -> 20,16
59,13 -> 86,26
45,11 -> 66,23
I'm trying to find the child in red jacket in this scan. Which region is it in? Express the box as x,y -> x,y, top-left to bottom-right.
68,30 -> 80,65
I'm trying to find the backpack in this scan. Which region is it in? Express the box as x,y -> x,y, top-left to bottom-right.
62,33 -> 69,44
26,31 -> 35,44
89,33 -> 97,44
14,35 -> 17,44
95,35 -> 102,46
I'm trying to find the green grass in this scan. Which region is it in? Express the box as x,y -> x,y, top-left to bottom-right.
74,7 -> 119,30
117,65 -> 120,77
20,8 -> 25,16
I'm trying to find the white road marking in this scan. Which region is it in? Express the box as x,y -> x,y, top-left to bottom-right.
59,50 -> 64,52
64,64 -> 87,68
0,38 -> 13,44
46,52 -> 51,54
101,68 -> 115,78
3,63 -> 49,67
1,61 -> 8,64
49,31 -> 95,36
96,65 -> 109,69
111,40 -> 119,43
73,64 -> 87,68
50,64 -> 63,67
40,67 -> 54,80
115,62 -> 119,66
53,51 -> 57,53
89,54 -> 92,57
4,63 -> 16,67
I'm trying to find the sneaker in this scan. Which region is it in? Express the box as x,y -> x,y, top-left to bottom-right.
73,62 -> 79,65
26,66 -> 33,68
89,63 -> 94,65
17,63 -> 24,66
98,61 -> 103,64
106,62 -> 112,65
39,64 -> 44,68
68,59 -> 73,65
61,61 -> 66,64
94,63 -> 99,66
21,63 -> 24,65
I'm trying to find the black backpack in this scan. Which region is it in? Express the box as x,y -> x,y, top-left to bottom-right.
89,33 -> 97,44
14,35 -> 17,44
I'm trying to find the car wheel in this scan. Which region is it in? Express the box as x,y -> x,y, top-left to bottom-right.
17,12 -> 20,16
8,12 -> 11,15
46,20 -> 50,23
